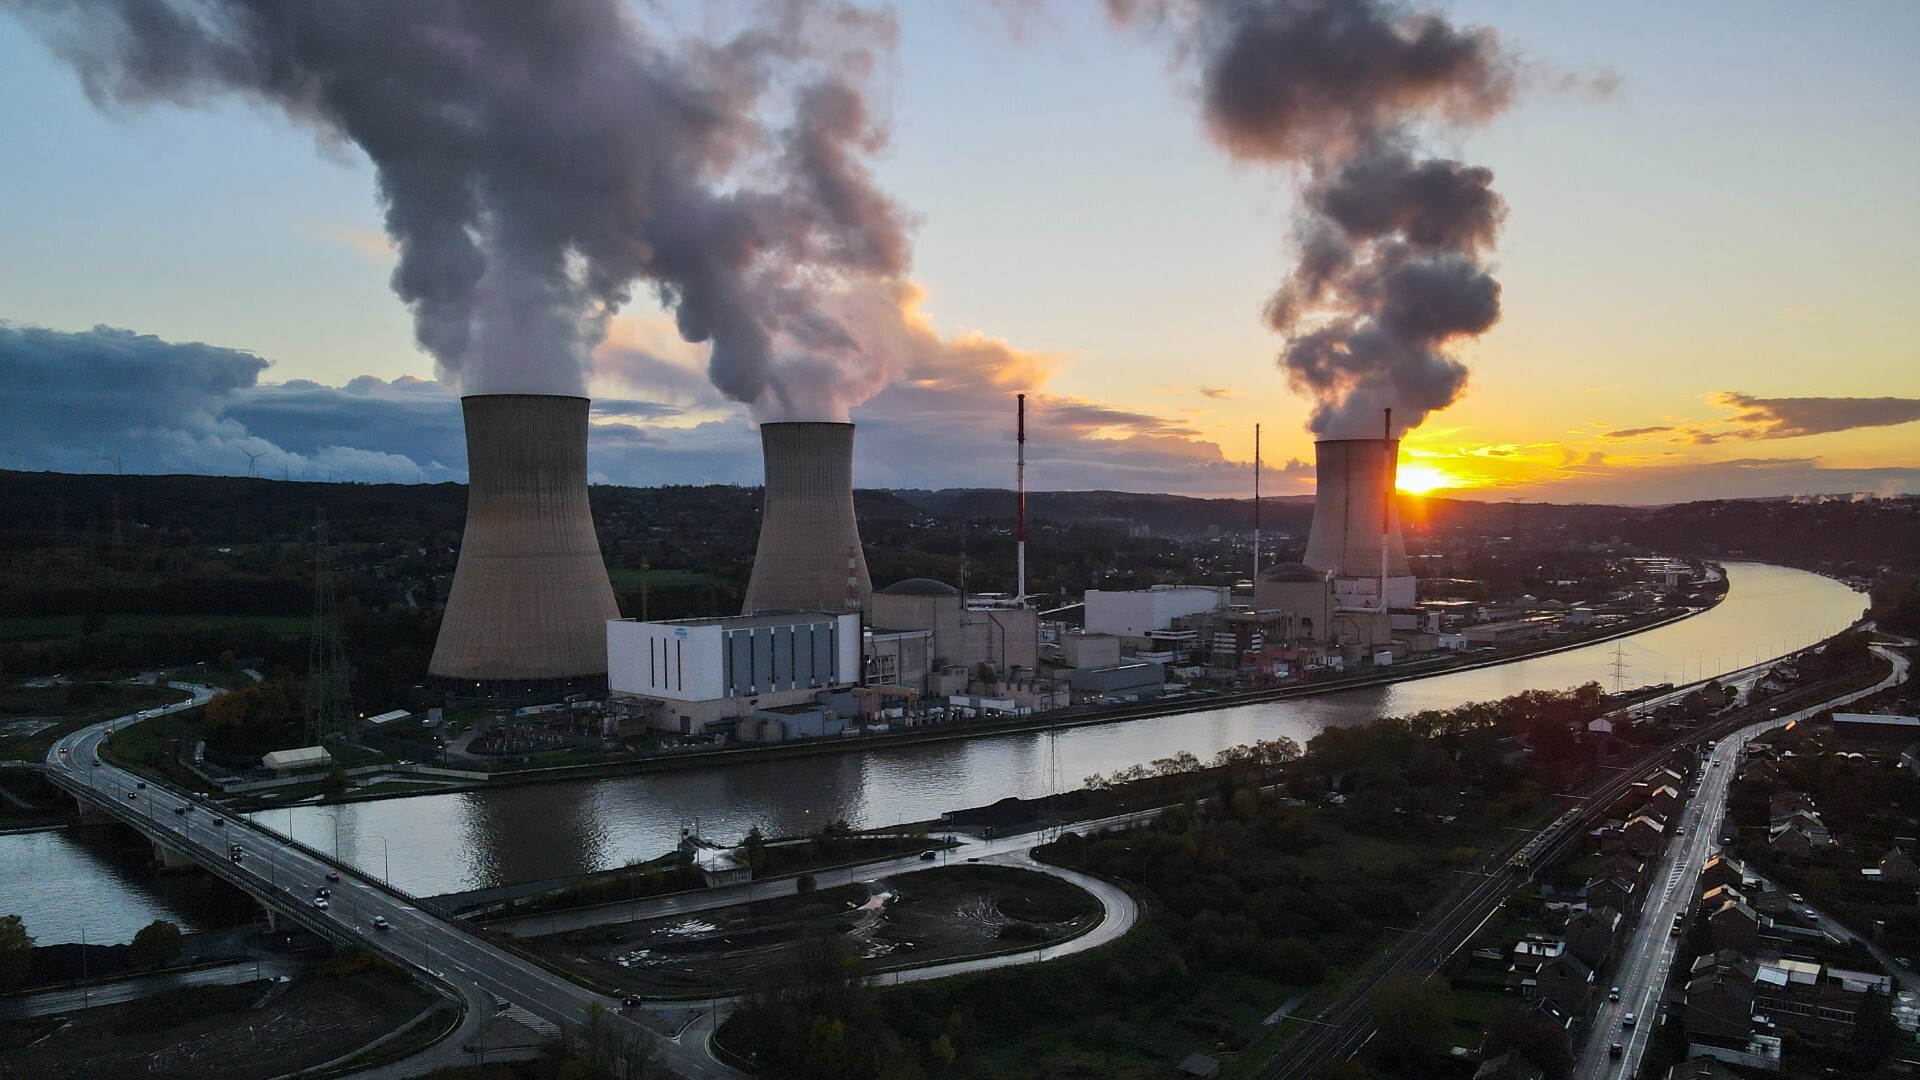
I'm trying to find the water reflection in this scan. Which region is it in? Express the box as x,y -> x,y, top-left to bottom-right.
5,561 -> 1864,912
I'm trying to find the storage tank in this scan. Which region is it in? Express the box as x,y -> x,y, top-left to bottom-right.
429,394 -> 621,687
1302,438 -> 1416,609
742,421 -> 872,615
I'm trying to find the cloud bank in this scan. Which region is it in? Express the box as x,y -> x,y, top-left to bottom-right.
0,320 -> 1294,496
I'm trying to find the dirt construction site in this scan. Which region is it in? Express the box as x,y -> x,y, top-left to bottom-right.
530,863 -> 1103,998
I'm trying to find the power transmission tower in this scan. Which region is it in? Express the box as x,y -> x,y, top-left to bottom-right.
1609,643 -> 1630,694
304,510 -> 355,744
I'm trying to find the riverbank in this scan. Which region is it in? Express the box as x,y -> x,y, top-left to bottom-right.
244,597 -> 1720,813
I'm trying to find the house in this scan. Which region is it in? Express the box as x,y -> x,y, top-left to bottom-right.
1698,883 -> 1745,918
1587,875 -> 1639,918
1697,854 -> 1746,897
1751,959 -> 1887,1037
1683,966 -> 1756,1044
1567,906 -> 1622,969
1768,790 -> 1817,824
1745,886 -> 1792,916
1176,1053 -> 1220,1078
1539,881 -> 1589,913
1506,935 -> 1566,995
1768,820 -> 1833,859
1474,1050 -> 1545,1080
1739,758 -> 1781,786
1534,953 -> 1595,1015
1604,852 -> 1648,885
1623,814 -> 1667,857
1707,899 -> 1762,956
1647,784 -> 1684,817
1669,1055 -> 1748,1080
1877,847 -> 1920,886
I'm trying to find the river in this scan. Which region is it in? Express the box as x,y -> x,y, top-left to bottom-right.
0,561 -> 1865,942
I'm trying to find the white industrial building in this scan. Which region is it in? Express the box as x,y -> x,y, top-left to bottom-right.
606,611 -> 861,737
1083,585 -> 1231,648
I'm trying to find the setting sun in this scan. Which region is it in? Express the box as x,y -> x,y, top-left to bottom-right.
1395,463 -> 1458,495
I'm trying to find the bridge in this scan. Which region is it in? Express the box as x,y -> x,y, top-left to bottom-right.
43,688 -> 741,1079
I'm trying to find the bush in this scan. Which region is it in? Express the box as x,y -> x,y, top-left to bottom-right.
129,919 -> 183,970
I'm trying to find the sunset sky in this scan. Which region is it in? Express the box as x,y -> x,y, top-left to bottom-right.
1,2 -> 1914,503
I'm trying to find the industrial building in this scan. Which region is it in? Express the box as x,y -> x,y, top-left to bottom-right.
430,394 -> 622,690
866,578 -> 1059,710
606,611 -> 862,737
1084,585 -> 1232,650
742,421 -> 872,616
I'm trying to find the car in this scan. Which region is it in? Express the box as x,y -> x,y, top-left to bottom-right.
372,915 -> 390,931
1609,1043 -> 1624,1059
127,792 -> 138,801
1789,893 -> 1804,903
174,806 -> 188,815
136,781 -> 147,789
1609,986 -> 1622,1002
59,748 -> 68,757
1804,911 -> 1819,921
621,996 -> 642,1008
1623,1012 -> 1637,1029
919,850 -> 937,861
1675,828 -> 1686,836
213,819 -> 225,827
316,887 -> 330,899
326,871 -> 341,882
312,897 -> 329,909
91,759 -> 101,767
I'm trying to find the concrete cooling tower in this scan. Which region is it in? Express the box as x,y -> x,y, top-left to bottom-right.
429,394 -> 621,688
742,421 -> 872,616
1302,438 -> 1417,610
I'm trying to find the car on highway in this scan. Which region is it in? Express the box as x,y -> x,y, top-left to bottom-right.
136,781 -> 146,789
1623,1012 -> 1637,1028
316,887 -> 331,899
91,759 -> 101,767
920,850 -> 937,861
326,871 -> 341,882
174,806 -> 188,815
621,996 -> 643,1008
1609,1042 -> 1624,1059
1609,986 -> 1622,1002
313,897 -> 329,909
372,915 -> 390,931
1789,893 -> 1804,903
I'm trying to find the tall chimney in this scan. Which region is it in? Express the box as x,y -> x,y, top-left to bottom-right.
430,394 -> 621,685
1016,393 -> 1027,604
1253,422 -> 1262,586
743,421 -> 872,615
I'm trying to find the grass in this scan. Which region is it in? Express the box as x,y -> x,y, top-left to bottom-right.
0,613 -> 307,642
607,567 -> 722,590
0,682 -> 188,762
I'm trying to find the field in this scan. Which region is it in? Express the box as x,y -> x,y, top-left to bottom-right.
0,681 -> 188,763
0,614 -> 308,643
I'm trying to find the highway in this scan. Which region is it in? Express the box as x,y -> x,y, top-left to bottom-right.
1574,639 -> 1910,1080
1262,633 -> 1898,1080
44,688 -> 749,1080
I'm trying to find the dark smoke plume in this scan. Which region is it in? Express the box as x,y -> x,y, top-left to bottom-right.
6,0 -> 912,418
1118,0 -> 1520,436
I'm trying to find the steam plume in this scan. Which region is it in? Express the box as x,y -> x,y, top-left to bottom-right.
6,0 -> 913,418
1119,0 -> 1519,436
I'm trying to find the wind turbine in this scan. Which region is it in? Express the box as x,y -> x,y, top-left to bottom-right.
243,448 -> 266,477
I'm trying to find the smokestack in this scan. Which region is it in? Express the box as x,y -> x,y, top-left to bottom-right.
1253,422 -> 1262,586
1303,435 -> 1415,609
1016,394 -> 1027,604
430,395 -> 621,685
743,422 -> 872,615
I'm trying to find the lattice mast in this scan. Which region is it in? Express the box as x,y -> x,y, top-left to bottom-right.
304,509 -> 354,743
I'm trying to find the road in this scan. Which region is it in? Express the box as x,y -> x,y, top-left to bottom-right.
1573,640 -> 1909,1080
0,955 -> 304,1021
1263,633 -> 1897,1080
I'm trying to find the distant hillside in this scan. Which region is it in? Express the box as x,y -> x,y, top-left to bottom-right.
889,488 -> 1317,538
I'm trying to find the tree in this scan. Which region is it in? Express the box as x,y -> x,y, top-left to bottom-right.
1855,986 -> 1899,1065
796,873 -> 818,894
1481,1000 -> 1573,1078
1370,973 -> 1454,1067
0,915 -> 32,992
129,919 -> 183,969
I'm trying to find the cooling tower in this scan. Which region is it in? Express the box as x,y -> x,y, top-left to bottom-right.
742,421 -> 872,615
1302,438 -> 1417,609
429,394 -> 621,686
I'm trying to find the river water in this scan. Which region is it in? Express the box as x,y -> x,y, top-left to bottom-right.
1,561 -> 1864,942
